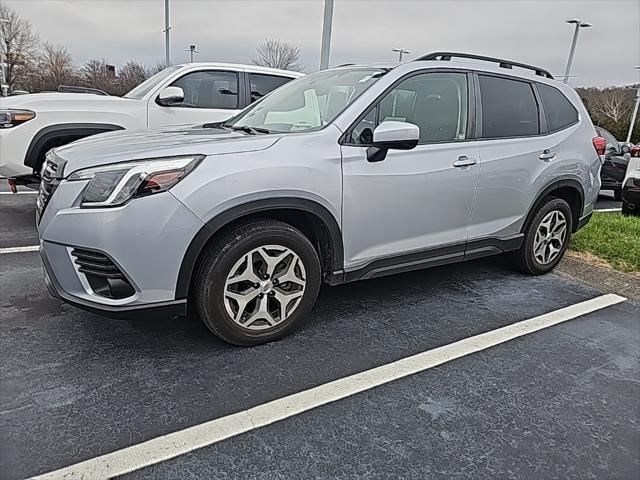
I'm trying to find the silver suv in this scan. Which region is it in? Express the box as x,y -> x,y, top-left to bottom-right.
37,52 -> 604,346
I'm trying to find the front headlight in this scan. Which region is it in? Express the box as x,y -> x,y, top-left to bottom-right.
0,109 -> 36,128
67,155 -> 203,207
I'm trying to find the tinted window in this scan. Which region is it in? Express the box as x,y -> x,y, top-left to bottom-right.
479,75 -> 539,138
249,74 -> 292,103
538,83 -> 578,132
169,70 -> 239,109
350,72 -> 468,145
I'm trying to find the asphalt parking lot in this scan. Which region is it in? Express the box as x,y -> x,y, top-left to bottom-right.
1,187 -> 638,479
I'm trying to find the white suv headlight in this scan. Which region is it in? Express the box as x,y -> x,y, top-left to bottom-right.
67,155 -> 203,207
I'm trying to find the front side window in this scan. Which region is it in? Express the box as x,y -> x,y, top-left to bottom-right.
538,83 -> 578,132
249,74 -> 292,103
169,71 -> 239,109
350,72 -> 468,145
479,75 -> 539,138
226,68 -> 385,133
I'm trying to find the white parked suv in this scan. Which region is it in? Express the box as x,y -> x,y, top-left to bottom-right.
0,63 -> 302,186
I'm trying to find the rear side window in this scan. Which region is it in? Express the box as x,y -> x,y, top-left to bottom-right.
249,74 -> 292,103
479,75 -> 539,138
537,83 -> 578,132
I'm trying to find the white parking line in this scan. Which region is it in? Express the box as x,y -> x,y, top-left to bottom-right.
31,293 -> 626,480
0,245 -> 39,254
0,191 -> 37,194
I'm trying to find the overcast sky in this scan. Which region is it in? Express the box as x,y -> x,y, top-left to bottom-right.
6,0 -> 640,87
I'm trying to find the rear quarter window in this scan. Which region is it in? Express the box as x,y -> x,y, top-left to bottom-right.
537,83 -> 579,132
479,75 -> 539,139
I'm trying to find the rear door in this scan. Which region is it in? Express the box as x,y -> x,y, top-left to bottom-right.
147,69 -> 244,126
468,74 -> 565,243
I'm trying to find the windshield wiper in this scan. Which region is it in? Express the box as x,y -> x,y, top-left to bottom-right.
229,125 -> 271,135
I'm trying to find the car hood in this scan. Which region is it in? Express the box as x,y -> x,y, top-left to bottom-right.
2,92 -> 136,112
55,125 -> 283,175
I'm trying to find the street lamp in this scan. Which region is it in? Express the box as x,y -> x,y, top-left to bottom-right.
626,66 -> 640,143
164,0 -> 171,66
319,0 -> 334,70
392,48 -> 411,62
562,19 -> 591,84
184,44 -> 199,63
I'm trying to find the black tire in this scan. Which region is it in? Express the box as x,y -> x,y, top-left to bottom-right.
512,197 -> 573,275
622,201 -> 631,216
194,219 -> 321,346
614,189 -> 622,202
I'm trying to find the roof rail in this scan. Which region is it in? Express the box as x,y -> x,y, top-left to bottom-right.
414,52 -> 554,79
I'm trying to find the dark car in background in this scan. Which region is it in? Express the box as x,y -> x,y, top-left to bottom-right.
595,126 -> 630,201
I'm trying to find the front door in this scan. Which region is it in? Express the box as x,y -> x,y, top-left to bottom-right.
341,71 -> 480,270
147,70 -> 243,127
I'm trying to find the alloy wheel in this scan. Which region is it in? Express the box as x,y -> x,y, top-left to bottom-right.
532,210 -> 567,265
223,245 -> 306,330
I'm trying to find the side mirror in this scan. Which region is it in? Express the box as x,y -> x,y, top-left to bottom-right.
367,121 -> 419,162
156,86 -> 184,106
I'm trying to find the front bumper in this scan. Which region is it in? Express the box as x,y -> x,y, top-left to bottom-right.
41,250 -> 187,319
38,177 -> 206,318
0,124 -> 35,178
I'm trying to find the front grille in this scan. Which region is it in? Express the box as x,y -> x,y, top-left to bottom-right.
71,248 -> 135,299
36,156 -> 61,222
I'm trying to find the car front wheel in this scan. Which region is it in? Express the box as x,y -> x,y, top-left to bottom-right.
194,220 -> 321,346
513,197 -> 573,275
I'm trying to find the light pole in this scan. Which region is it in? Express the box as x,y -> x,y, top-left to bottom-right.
319,0 -> 334,70
184,44 -> 199,63
392,48 -> 411,62
626,66 -> 640,143
563,19 -> 591,84
164,0 -> 171,66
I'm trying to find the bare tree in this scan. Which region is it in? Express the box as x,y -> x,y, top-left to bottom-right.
116,60 -> 149,95
253,39 -> 303,72
32,42 -> 77,91
0,1 -> 40,89
591,88 -> 633,123
81,58 -> 114,93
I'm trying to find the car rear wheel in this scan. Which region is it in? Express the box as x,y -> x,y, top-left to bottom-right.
513,197 -> 573,275
194,220 -> 321,346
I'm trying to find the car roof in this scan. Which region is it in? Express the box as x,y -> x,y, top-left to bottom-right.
173,62 -> 304,78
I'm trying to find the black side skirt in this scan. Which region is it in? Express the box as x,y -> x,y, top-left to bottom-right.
341,234 -> 523,283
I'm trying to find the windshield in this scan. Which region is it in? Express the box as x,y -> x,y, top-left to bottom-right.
124,65 -> 182,100
226,68 -> 386,133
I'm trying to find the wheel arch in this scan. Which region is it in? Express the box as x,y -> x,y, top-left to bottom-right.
523,179 -> 585,234
24,123 -> 125,171
175,198 -> 345,300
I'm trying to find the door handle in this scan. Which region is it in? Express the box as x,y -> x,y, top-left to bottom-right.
453,156 -> 477,168
539,150 -> 557,161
